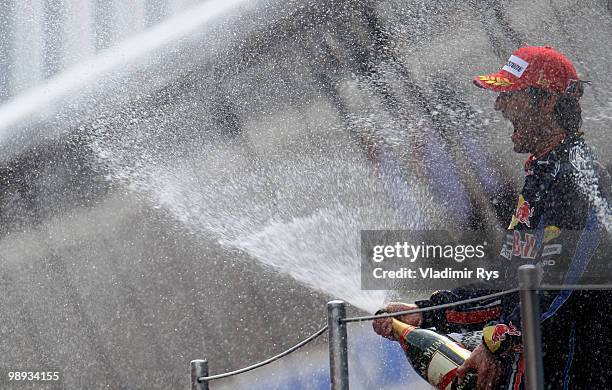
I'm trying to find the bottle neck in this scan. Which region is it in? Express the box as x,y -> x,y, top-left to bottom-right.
391,318 -> 417,340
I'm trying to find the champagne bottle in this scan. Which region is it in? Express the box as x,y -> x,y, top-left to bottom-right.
390,319 -> 477,390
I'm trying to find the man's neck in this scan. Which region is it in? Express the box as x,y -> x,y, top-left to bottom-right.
532,131 -> 567,159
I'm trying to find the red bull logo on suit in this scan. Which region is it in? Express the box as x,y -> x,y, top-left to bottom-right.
508,195 -> 534,229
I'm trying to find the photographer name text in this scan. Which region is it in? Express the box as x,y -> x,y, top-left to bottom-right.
372,267 -> 499,280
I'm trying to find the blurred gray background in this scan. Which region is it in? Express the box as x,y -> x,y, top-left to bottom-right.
0,0 -> 610,389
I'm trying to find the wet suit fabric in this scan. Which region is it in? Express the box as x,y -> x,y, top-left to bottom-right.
414,134 -> 612,389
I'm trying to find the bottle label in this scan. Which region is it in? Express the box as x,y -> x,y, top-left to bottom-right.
427,351 -> 458,389
426,340 -> 471,389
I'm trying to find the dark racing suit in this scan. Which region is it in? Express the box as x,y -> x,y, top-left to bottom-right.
414,134 -> 612,389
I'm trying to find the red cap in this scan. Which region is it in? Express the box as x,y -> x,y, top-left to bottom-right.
474,46 -> 581,95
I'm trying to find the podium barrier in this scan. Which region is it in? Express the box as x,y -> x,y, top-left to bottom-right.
191,267 -> 612,389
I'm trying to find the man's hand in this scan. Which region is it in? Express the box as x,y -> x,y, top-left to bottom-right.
372,302 -> 422,340
456,343 -> 503,390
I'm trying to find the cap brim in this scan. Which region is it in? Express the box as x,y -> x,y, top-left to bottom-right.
473,72 -> 523,92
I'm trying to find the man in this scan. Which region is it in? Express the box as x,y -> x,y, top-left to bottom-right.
373,46 -> 611,389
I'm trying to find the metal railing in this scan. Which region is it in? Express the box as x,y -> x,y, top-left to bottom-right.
191,325 -> 328,389
190,265 -> 612,390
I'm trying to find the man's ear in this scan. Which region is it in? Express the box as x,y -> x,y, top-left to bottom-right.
539,94 -> 557,114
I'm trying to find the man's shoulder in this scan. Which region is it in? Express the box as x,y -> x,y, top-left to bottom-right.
565,136 -> 595,172
547,135 -> 608,186
551,135 -> 611,227
534,136 -> 609,226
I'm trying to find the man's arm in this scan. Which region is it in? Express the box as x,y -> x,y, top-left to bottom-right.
456,343 -> 504,390
414,288 -> 505,333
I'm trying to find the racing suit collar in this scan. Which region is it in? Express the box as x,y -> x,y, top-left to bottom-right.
524,133 -> 572,173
